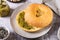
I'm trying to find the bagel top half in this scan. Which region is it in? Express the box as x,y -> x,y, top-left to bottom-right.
16,4 -> 53,32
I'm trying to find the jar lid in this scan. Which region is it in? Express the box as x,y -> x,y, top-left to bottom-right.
7,0 -> 22,3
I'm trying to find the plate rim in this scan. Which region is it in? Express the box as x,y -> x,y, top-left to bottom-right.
57,27 -> 60,40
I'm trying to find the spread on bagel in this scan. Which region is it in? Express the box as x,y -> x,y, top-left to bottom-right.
16,4 -> 53,32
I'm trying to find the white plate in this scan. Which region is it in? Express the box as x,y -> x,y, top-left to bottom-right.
57,27 -> 60,40
10,2 -> 52,38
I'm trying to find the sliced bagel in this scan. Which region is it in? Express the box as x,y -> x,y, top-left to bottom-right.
16,11 -> 42,32
16,4 -> 53,32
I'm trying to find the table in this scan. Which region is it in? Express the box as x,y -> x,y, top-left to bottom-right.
0,0 -> 60,40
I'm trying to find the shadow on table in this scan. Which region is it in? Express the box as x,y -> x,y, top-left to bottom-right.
9,9 -> 14,16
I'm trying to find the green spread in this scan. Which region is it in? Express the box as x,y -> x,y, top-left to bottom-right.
17,11 -> 33,30
0,0 -> 10,17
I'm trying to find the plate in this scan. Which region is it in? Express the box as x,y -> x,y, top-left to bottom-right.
57,27 -> 60,40
10,2 -> 52,38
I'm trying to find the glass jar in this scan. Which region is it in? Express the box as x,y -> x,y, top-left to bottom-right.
0,0 -> 10,17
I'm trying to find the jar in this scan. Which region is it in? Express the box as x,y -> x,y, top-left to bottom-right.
0,0 -> 10,17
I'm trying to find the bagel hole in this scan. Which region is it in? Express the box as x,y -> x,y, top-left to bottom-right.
36,9 -> 41,17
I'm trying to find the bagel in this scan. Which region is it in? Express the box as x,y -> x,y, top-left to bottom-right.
16,4 -> 53,32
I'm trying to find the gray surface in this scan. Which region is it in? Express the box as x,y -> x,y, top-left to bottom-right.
0,0 -> 60,40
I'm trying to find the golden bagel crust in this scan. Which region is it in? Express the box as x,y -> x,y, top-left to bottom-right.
24,4 -> 53,28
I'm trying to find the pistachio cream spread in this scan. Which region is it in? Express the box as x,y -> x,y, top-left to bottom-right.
17,11 -> 33,30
